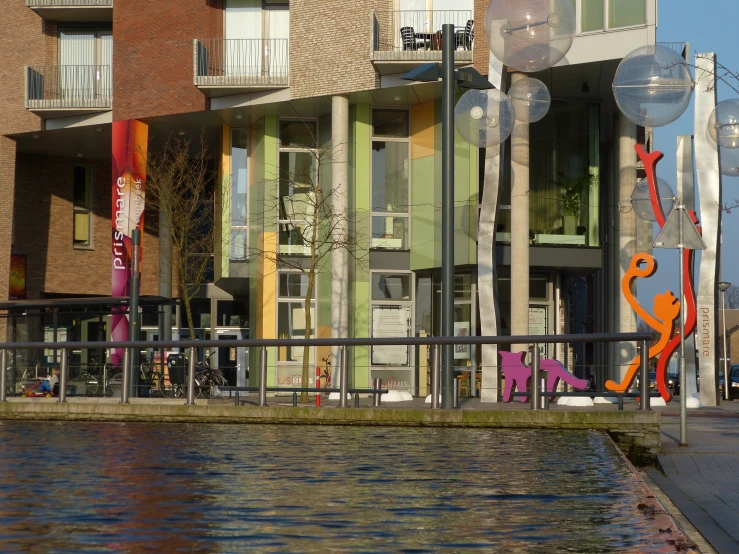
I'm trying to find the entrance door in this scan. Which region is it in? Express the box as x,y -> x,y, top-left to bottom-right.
216,330 -> 248,395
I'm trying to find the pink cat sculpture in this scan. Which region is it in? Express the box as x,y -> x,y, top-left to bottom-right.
499,351 -> 590,403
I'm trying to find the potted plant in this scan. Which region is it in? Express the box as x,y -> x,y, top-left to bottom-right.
555,172 -> 595,235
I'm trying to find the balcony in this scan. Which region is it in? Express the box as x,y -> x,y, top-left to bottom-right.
194,38 -> 289,97
26,0 -> 113,22
26,65 -> 112,118
371,10 -> 473,75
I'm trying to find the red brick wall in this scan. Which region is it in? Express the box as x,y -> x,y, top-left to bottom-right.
113,0 -> 223,121
13,154 -> 161,299
473,0 -> 490,79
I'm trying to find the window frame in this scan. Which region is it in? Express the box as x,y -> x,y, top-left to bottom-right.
573,0 -> 648,34
277,118 -> 319,257
73,164 -> 93,249
370,107 -> 411,251
230,128 -> 249,261
275,270 -> 316,365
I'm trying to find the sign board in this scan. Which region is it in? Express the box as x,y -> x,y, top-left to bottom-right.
653,207 -> 707,250
454,322 -> 471,360
371,306 -> 410,365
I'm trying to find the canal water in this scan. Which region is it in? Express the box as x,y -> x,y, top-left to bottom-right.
0,423 -> 668,552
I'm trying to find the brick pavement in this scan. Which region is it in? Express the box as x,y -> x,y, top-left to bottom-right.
645,404 -> 739,554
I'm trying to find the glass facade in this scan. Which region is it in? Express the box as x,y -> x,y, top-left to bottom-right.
231,129 -> 248,260
73,165 -> 91,247
278,150 -> 316,255
372,110 -> 409,250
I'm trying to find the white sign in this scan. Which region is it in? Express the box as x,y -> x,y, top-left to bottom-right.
372,306 -> 410,365
454,322 -> 471,360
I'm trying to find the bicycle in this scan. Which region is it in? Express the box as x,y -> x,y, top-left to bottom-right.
156,353 -> 202,398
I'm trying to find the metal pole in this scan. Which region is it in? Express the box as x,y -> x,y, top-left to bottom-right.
678,204 -> 688,446
0,349 -> 6,402
540,369 -> 549,410
129,229 -> 141,396
440,23 -> 455,409
339,345 -> 348,408
639,340 -> 650,411
531,344 -> 540,410
373,377 -> 382,407
58,349 -> 68,403
120,348 -> 129,404
186,346 -> 196,405
258,346 -> 268,407
722,288 -> 731,401
431,344 -> 440,409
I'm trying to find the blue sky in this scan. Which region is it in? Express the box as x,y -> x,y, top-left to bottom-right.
637,0 -> 739,304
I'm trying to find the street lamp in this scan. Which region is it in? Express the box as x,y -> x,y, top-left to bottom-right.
720,281 -> 731,401
401,26 -> 492,409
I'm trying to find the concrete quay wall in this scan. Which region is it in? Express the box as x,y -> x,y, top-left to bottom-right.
0,402 -> 661,465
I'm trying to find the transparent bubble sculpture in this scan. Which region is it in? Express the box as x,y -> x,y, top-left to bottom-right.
508,77 -> 551,123
455,89 -> 515,148
720,146 -> 739,177
631,178 -> 676,222
708,99 -> 739,149
484,0 -> 575,73
612,45 -> 694,128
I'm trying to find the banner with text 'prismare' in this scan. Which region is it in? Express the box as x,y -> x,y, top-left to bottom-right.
111,120 -> 148,363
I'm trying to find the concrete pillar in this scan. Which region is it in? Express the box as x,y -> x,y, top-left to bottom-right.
0,137 -> 16,340
509,73 -> 529,353
331,95 -> 350,386
616,112 -> 637,383
159,209 -> 172,341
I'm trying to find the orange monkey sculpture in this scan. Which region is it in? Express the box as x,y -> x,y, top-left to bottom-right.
605,253 -> 681,394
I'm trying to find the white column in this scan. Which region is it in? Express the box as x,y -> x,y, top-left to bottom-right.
331,95 -> 350,386
510,72 -> 529,353
616,112 -> 637,383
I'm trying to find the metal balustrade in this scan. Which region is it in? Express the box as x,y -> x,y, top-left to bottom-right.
194,38 -> 289,88
25,65 -> 112,110
27,0 -> 112,6
371,10 -> 473,62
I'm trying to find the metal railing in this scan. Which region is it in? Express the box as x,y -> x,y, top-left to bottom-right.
25,65 -> 112,110
0,332 -> 654,410
657,41 -> 690,61
27,0 -> 113,6
371,10 -> 473,61
194,38 -> 289,87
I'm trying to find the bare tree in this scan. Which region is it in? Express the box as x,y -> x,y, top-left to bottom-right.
144,133 -> 216,339
724,285 -> 739,309
252,139 -> 367,401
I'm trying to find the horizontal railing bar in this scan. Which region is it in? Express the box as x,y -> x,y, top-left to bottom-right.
220,387 -> 389,394
511,392 -> 661,398
0,332 -> 656,351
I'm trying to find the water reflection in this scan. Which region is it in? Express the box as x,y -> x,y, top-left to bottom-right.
0,423 -> 667,551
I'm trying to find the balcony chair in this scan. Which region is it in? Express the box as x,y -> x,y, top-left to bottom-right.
400,26 -> 416,51
456,20 -> 474,51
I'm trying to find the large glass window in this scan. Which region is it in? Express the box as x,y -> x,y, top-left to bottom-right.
231,129 -> 248,260
371,109 -> 410,250
277,272 -> 314,363
216,299 -> 248,327
609,0 -> 645,28
73,165 -> 91,247
278,150 -> 316,255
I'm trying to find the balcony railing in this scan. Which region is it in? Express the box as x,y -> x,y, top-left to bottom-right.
194,39 -> 289,88
371,10 -> 473,62
25,65 -> 112,111
27,0 -> 113,6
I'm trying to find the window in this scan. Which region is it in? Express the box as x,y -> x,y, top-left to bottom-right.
278,120 -> 317,256
371,272 -> 413,367
608,0 -> 645,28
372,110 -> 410,250
277,272 -> 314,363
58,28 -> 112,102
231,129 -> 248,260
216,299 -> 248,327
580,0 -> 604,32
73,165 -> 91,247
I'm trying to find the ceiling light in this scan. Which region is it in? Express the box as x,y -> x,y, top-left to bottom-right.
76,153 -> 84,158
178,130 -> 186,136
235,114 -> 243,120
32,134 -> 39,139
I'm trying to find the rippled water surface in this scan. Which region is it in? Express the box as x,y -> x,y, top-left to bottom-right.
0,423 -> 666,552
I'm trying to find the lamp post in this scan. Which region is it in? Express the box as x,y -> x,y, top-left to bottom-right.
401,25 -> 492,409
720,281 -> 731,401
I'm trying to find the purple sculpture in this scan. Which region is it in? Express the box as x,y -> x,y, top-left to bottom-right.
499,351 -> 590,403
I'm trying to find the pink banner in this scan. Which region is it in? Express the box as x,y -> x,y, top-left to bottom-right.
111,120 -> 148,363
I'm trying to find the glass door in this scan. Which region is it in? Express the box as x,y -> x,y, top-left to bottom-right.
267,5 -> 289,78
59,30 -> 95,101
224,0 -> 263,77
